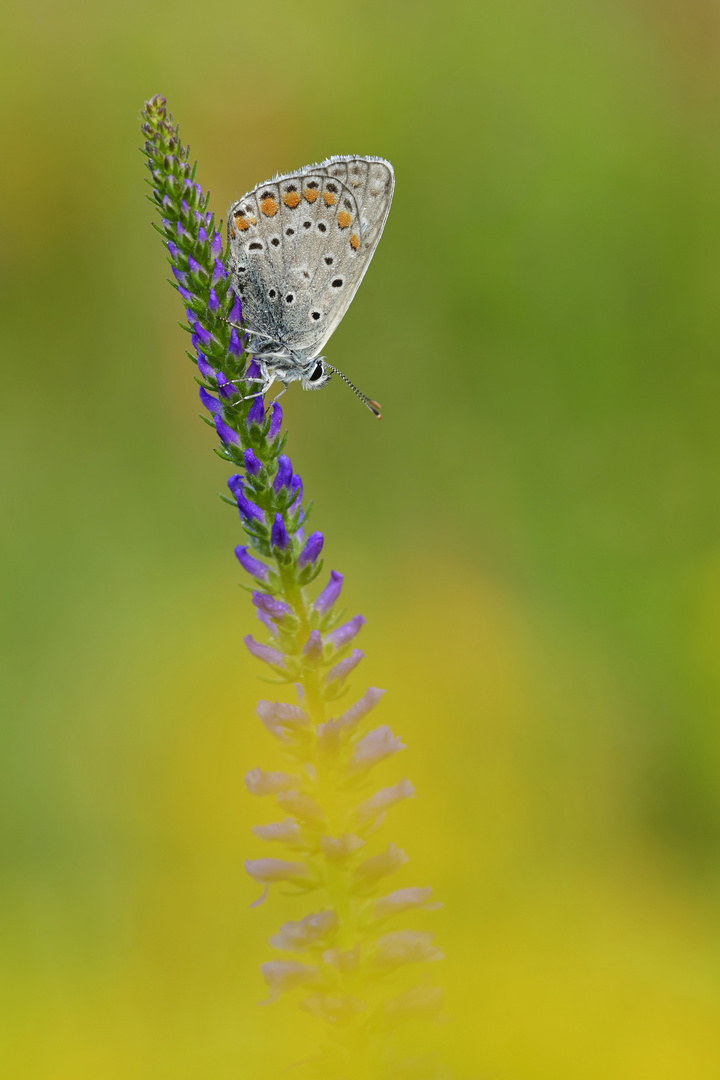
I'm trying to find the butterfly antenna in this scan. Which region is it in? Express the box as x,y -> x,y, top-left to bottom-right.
325,363 -> 382,419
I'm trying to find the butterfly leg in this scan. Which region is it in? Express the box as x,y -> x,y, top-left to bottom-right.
267,385 -> 288,410
239,373 -> 278,401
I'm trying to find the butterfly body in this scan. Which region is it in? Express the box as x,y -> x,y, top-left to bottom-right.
227,155 -> 394,398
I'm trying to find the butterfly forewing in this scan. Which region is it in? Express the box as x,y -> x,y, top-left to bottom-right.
227,156 -> 394,363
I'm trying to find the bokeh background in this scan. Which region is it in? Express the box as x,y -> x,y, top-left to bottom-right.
2,0 -> 720,1075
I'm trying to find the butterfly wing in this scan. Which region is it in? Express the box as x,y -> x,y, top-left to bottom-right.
227,156 -> 394,363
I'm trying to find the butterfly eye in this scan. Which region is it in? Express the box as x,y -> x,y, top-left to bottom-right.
309,362 -> 324,382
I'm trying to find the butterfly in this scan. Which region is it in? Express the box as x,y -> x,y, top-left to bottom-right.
227,156 -> 394,416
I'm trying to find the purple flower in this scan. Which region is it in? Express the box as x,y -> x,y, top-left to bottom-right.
268,400 -> 283,439
245,859 -> 310,885
289,474 -> 302,509
211,231 -> 223,257
271,513 -> 289,551
269,910 -> 337,951
259,960 -> 322,1002
277,790 -> 325,826
373,887 -> 441,919
244,768 -> 301,796
208,287 -> 220,313
197,226 -> 208,245
217,371 -> 237,400
244,635 -> 285,668
252,820 -> 301,844
199,386 -> 222,414
317,688 -> 387,755
350,725 -> 405,771
235,545 -> 269,581
322,945 -> 360,973
167,239 -> 179,259
351,844 -> 409,892
227,473 -> 244,498
256,700 -> 310,743
229,327 -> 244,358
196,351 -> 215,380
228,292 -> 242,324
320,834 -> 365,862
326,614 -> 366,651
373,931 -> 444,970
326,649 -> 364,685
355,779 -> 415,828
302,994 -> 367,1025
314,570 -> 343,613
171,265 -> 186,284
246,358 -> 261,381
214,415 -> 240,446
302,629 -> 322,661
273,455 -> 292,493
298,531 -> 323,568
244,448 -> 263,475
237,488 -> 265,525
193,321 -> 214,348
256,607 -> 278,638
211,258 -> 226,286
177,284 -> 194,303
336,688 -> 385,730
188,254 -> 202,274
252,591 -> 290,622
246,394 -> 265,427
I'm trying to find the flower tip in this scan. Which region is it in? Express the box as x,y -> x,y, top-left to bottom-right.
228,293 -> 242,324
298,531 -> 324,568
268,400 -> 283,439
214,414 -> 240,445
229,327 -> 244,357
235,545 -> 270,582
314,570 -> 344,613
199,386 -> 222,414
246,394 -> 265,428
271,512 -> 290,551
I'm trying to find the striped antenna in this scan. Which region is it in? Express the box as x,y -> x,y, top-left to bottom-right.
325,363 -> 382,419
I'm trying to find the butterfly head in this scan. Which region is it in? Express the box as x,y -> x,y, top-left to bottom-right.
300,357 -> 332,392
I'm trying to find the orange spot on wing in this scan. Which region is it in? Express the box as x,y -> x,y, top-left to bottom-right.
349,233 -> 359,249
304,188 -> 319,203
230,226 -> 237,239
249,216 -> 257,226
283,191 -> 301,208
260,197 -> 278,216
234,213 -> 250,231
323,191 -> 336,206
337,211 -> 352,229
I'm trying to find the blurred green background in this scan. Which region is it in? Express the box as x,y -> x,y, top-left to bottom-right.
2,0 -> 720,1075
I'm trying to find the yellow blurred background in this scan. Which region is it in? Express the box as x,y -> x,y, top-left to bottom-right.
2,0 -> 720,1075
